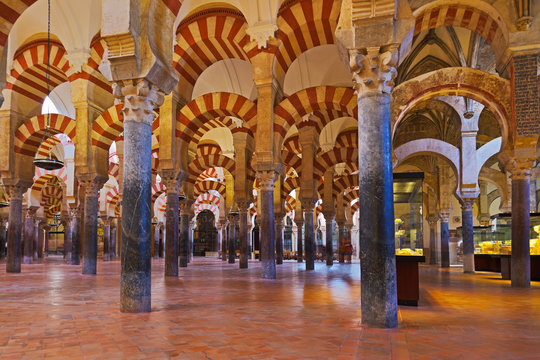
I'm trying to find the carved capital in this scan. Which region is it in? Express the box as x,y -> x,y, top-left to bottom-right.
257,170 -> 277,192
323,210 -> 336,221
6,184 -> 28,201
427,216 -> 439,226
113,79 -> 164,126
80,179 -> 104,198
300,198 -> 317,212
246,24 -> 278,49
179,199 -> 193,215
508,157 -> 535,180
236,200 -> 251,213
349,46 -> 398,97
24,207 -> 37,219
162,176 -> 181,194
62,215 -> 74,227
460,198 -> 476,212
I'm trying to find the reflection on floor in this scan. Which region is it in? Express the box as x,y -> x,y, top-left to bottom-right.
0,256 -> 539,359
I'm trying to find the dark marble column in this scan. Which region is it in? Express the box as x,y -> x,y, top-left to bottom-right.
63,216 -> 73,264
119,82 -> 160,313
275,214 -> 283,265
32,218 -> 39,261
162,178 -> 179,277
258,171 -> 276,279
228,213 -> 237,264
6,183 -> 26,272
179,201 -> 190,268
71,208 -> 81,265
153,223 -> 160,259
427,216 -> 438,265
461,200 -> 475,273
324,212 -> 335,266
238,202 -> 249,269
37,222 -> 44,259
440,217 -> 450,267
302,200 -> 316,271
102,217 -> 111,261
296,220 -> 303,263
337,221 -> 345,263
188,219 -> 193,262
221,219 -> 228,261
44,224 -> 49,257
511,171 -> 531,288
0,218 -> 7,260
356,71 -> 397,328
23,208 -> 36,264
110,223 -> 117,259
80,180 -> 102,275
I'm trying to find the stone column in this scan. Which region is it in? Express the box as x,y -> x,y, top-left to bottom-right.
460,199 -> 475,273
110,223 -> 117,259
220,219 -> 228,261
162,175 -> 180,277
80,179 -> 103,275
0,218 -> 7,260
511,165 -> 532,288
439,212 -> 450,267
302,199 -> 316,271
352,47 -> 398,328
63,216 -> 74,263
275,214 -> 283,265
6,183 -> 29,272
102,217 -> 111,261
37,221 -> 44,259
296,220 -> 304,263
32,217 -> 39,261
179,200 -> 190,268
227,213 -> 237,264
44,224 -> 50,257
337,221 -> 345,263
258,171 -> 276,279
71,207 -> 81,265
116,80 -> 163,313
427,216 -> 438,265
153,223 -> 160,259
324,211 -> 335,266
23,208 -> 37,264
238,201 -> 250,269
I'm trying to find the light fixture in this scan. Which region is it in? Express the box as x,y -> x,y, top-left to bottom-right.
33,0 -> 64,171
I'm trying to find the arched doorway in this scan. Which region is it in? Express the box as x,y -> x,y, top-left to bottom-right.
193,210 -> 218,256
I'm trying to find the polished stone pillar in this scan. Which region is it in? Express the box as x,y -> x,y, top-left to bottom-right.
258,171 -> 276,279
461,200 -> 475,273
296,220 -> 303,263
227,213 -> 237,264
221,219 -> 228,261
72,208 -> 81,265
81,180 -> 102,275
119,80 -> 162,313
43,225 -> 49,257
37,222 -> 44,259
238,202 -> 249,269
102,217 -> 111,261
163,177 -> 180,277
110,224 -> 117,259
337,221 -> 345,264
0,218 -> 7,260
6,183 -> 28,272
355,50 -> 398,328
153,223 -> 160,259
302,200 -> 316,271
511,169 -> 531,287
179,201 -> 190,268
439,213 -> 450,267
32,218 -> 39,261
23,208 -> 36,264
275,215 -> 283,265
427,216 -> 438,265
324,211 -> 335,266
188,219 -> 193,262
63,216 -> 73,263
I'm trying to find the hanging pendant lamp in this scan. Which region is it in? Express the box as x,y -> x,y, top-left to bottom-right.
33,0 -> 64,171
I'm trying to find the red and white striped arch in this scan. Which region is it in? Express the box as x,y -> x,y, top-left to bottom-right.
310,109 -> 356,134
197,143 -> 222,157
194,179 -> 226,197
7,39 -> 70,105
187,154 -> 235,184
282,176 -> 299,199
106,185 -> 120,205
274,86 -> 357,145
34,167 -> 68,185
0,1 -> 39,51
92,104 -> 124,151
313,147 -> 358,178
283,134 -> 301,155
197,167 -> 222,182
152,181 -> 167,202
413,1 -> 508,62
194,203 -> 219,219
108,162 -> 119,180
281,149 -> 302,175
174,8 -> 250,92
14,114 -> 75,157
275,0 -> 341,84
176,92 -> 257,152
334,129 -> 358,149
69,34 -> 111,94
333,174 -> 358,198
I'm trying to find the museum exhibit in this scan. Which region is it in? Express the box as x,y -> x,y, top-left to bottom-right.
0,0 -> 539,358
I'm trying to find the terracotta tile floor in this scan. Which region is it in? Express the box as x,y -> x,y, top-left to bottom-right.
0,257 -> 539,359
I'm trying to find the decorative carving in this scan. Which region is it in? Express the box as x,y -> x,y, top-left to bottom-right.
246,24 -> 278,49
300,198 -> 317,212
6,184 -> 28,201
427,216 -> 439,226
112,79 -> 165,126
460,198 -> 476,212
161,174 -> 181,194
349,46 -> 398,97
508,158 -> 534,179
257,170 -> 276,192
80,179 -> 105,198
179,199 -> 193,215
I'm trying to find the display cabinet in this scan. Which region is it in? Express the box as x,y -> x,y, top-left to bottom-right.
393,173 -> 424,256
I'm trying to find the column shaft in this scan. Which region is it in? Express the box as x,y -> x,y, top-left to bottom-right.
239,210 -> 249,268
23,213 -> 34,264
511,176 -> 531,287
72,214 -> 81,265
440,220 -> 449,267
260,189 -> 276,278
296,221 -> 303,263
0,221 -> 7,260
64,218 -> 73,263
103,221 -> 110,261
110,225 -> 117,259
6,191 -> 23,272
275,216 -> 283,265
304,208 -> 315,271
82,188 -> 100,275
153,225 -> 160,259
32,220 -> 39,261
461,205 -> 475,273
338,222 -> 345,263
179,213 -> 189,267
325,215 -> 334,266
165,191 -> 179,276
228,215 -> 236,264
221,222 -> 227,261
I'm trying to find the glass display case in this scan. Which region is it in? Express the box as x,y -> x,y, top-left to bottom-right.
472,213 -> 540,255
393,173 -> 424,256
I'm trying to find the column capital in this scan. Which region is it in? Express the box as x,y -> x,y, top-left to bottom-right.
257,170 -> 277,192
62,215 -> 74,227
460,198 -> 476,211
323,210 -> 336,221
179,199 -> 193,215
427,216 -> 439,226
4,180 -> 32,201
161,176 -> 181,194
24,207 -> 38,219
79,178 -> 105,198
112,79 -> 164,126
349,45 -> 398,98
101,216 -> 112,227
236,199 -> 251,213
509,158 -> 535,180
300,198 -> 317,212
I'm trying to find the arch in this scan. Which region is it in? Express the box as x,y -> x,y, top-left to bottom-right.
68,34 -> 112,94
313,147 -> 358,178
34,166 -> 68,185
274,86 -> 357,149
187,154 -> 235,184
334,129 -> 358,149
391,67 -> 511,149
194,179 -> 226,197
194,203 -> 219,219
92,104 -> 124,151
176,92 -> 257,154
281,149 -> 302,174
332,174 -> 358,198
14,113 -> 75,156
475,137 -> 502,178
274,0 -> 341,85
282,176 -> 299,199
195,192 -> 221,207
393,139 -> 460,179
413,0 -> 509,63
0,1 -> 39,51
479,166 -> 508,212
174,8 -> 250,96
152,181 -> 167,203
